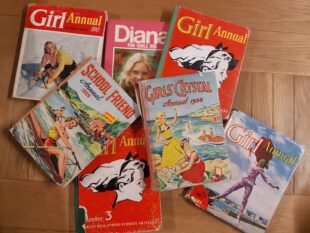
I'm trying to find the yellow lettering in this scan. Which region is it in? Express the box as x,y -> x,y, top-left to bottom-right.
177,16 -> 195,34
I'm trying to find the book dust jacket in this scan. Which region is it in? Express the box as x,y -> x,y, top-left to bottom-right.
13,4 -> 107,100
157,6 -> 249,119
138,72 -> 231,191
185,110 -> 305,233
104,20 -> 169,102
10,59 -> 139,186
76,122 -> 161,233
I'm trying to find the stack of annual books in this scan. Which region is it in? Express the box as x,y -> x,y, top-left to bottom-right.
9,3 -> 304,233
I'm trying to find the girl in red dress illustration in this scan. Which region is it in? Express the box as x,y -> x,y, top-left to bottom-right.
175,138 -> 205,184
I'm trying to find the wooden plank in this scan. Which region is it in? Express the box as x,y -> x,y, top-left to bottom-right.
0,2 -> 310,75
1,180 -> 310,233
1,0 -> 310,35
233,71 -> 252,116
294,76 -> 310,195
0,16 -> 49,181
243,30 -> 310,75
0,15 -> 35,179
0,180 -> 75,231
272,74 -> 294,194
0,228 -> 74,233
267,195 -> 310,233
251,72 -> 273,127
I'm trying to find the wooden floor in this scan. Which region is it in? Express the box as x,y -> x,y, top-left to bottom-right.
1,0 -> 310,232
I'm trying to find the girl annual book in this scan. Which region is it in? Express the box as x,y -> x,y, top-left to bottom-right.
13,4 -> 107,100
76,122 -> 161,233
156,6 -> 249,119
185,110 -> 305,233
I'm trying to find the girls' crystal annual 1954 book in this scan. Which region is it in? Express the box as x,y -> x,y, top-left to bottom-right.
137,72 -> 231,191
185,110 -> 305,233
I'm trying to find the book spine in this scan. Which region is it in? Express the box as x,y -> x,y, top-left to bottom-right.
155,5 -> 179,78
137,82 -> 157,191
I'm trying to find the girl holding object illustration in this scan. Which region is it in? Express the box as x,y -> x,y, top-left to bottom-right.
119,53 -> 153,101
175,138 -> 205,184
210,140 -> 279,223
44,116 -> 79,181
155,109 -> 184,168
79,153 -> 148,208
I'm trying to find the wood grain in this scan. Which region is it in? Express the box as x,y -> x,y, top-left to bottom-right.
251,72 -> 273,127
0,180 -> 75,231
0,1 -> 310,75
272,74 -> 295,194
0,0 -> 310,232
233,72 -> 252,116
294,76 -> 310,195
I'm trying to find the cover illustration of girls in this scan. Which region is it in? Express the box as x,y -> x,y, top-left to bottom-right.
155,109 -> 184,168
174,138 -> 206,184
169,43 -> 238,88
44,115 -> 79,182
80,152 -> 149,208
210,139 -> 280,223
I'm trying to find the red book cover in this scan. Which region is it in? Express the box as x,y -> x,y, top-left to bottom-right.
76,122 -> 161,233
157,6 -> 249,119
13,4 -> 107,100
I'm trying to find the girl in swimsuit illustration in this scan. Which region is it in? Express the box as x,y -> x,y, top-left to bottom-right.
155,109 -> 184,168
79,153 -> 148,208
44,116 -> 79,182
175,138 -> 205,184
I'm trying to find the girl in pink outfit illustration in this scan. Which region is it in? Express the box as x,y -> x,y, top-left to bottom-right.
211,138 -> 279,223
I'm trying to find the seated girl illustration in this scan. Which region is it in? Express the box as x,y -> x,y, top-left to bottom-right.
79,152 -> 149,208
210,138 -> 279,223
169,43 -> 239,88
43,116 -> 79,182
155,109 -> 184,168
174,138 -> 205,184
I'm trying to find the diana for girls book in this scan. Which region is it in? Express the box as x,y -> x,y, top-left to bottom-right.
104,20 -> 169,102
76,122 -> 161,233
13,3 -> 107,100
10,59 -> 140,186
185,110 -> 305,233
156,6 -> 249,119
137,72 -> 231,191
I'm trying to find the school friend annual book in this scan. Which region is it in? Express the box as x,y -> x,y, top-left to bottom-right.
10,59 -> 139,186
76,122 -> 161,233
104,20 -> 169,102
185,110 -> 305,233
13,4 -> 107,100
157,6 -> 249,119
137,72 -> 231,191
